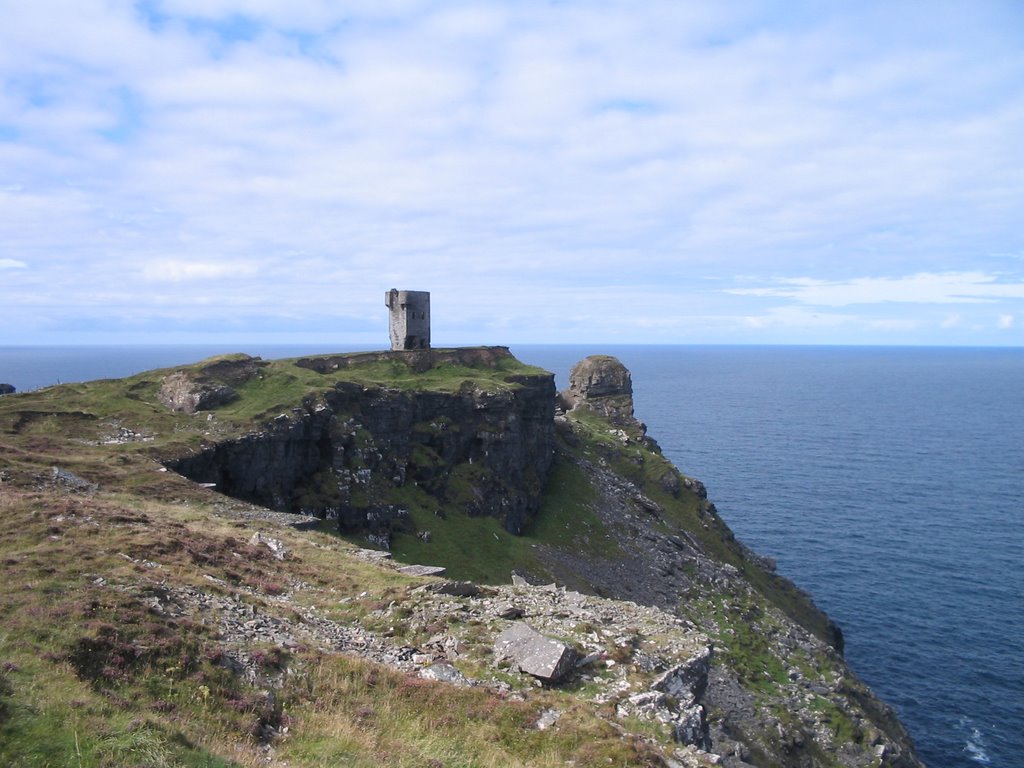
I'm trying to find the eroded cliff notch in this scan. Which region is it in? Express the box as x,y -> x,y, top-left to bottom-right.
164,348 -> 556,544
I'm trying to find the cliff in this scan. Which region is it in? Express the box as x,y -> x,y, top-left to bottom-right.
0,349 -> 922,768
167,348 -> 554,539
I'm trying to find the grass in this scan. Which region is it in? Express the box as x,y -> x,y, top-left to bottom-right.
689,592 -> 791,698
0,475 -> 680,767
0,348 -> 551,459
383,456 -> 622,585
562,409 -> 841,647
0,346 -> 878,767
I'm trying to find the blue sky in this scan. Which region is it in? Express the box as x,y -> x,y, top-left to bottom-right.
1,0 -> 1023,346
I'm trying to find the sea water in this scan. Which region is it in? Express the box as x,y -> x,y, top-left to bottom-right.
2,344 -> 1022,767
518,345 -> 1024,768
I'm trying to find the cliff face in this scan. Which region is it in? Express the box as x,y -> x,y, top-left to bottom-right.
0,349 -> 923,768
168,349 -> 555,539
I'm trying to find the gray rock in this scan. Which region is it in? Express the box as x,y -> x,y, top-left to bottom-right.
561,355 -> 646,436
493,622 -> 579,683
652,646 -> 713,708
398,564 -> 447,577
429,580 -> 481,597
682,476 -> 707,499
50,466 -> 97,493
622,691 -> 674,722
575,651 -> 604,668
158,371 -> 237,413
495,603 -> 524,619
535,709 -> 561,730
354,548 -> 393,561
419,662 -> 470,686
248,532 -> 288,560
673,705 -> 711,750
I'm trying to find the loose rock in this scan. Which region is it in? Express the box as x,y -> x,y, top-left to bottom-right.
493,622 -> 579,683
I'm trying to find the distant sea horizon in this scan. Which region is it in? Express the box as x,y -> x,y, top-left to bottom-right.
2,341 -> 1023,393
2,343 -> 1022,767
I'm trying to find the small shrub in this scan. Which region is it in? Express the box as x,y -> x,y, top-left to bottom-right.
68,632 -> 141,684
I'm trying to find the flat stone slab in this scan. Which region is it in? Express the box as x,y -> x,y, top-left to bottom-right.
429,580 -> 481,597
212,504 -> 321,530
398,564 -> 447,577
494,622 -> 579,682
355,548 -> 394,561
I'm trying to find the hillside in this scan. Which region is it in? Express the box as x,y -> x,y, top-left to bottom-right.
0,348 -> 922,767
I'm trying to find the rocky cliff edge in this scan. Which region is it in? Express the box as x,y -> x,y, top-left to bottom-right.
0,348 -> 922,768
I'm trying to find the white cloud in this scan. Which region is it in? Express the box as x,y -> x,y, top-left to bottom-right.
742,306 -> 853,330
998,314 -> 1015,329
140,259 -> 259,282
869,318 -> 922,332
727,273 -> 1024,307
0,258 -> 27,269
0,1 -> 1023,344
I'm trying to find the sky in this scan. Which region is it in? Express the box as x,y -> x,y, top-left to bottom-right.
1,1 -> 1023,347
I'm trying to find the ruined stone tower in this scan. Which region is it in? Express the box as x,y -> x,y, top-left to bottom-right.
385,289 -> 430,351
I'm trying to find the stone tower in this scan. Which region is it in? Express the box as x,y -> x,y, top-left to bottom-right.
385,289 -> 430,350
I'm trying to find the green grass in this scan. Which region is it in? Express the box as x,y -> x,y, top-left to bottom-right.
385,456 -> 622,584
563,409 -> 840,647
0,346 -> 872,766
0,470 -> 677,768
0,349 -> 549,455
323,358 -> 547,393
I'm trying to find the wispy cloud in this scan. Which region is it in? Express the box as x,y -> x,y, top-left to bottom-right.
140,259 -> 259,282
727,273 -> 1024,307
0,1 -> 1022,344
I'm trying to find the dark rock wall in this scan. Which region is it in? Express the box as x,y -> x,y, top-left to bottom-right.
168,373 -> 556,536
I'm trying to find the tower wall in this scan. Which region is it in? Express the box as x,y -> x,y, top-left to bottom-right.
385,289 -> 431,350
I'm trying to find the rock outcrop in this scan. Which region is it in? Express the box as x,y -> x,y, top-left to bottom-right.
561,355 -> 647,437
158,372 -> 237,413
0,383 -> 15,396
493,622 -> 579,682
0,346 -> 926,768
157,355 -> 264,413
168,349 -> 556,538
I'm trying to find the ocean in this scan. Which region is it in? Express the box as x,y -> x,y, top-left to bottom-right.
2,344 -> 1022,767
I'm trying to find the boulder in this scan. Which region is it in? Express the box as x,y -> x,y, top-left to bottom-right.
50,466 -> 98,493
419,662 -> 471,686
495,603 -> 524,620
429,581 -> 481,597
652,646 -> 713,708
248,532 -> 288,560
493,622 -> 579,682
157,355 -> 266,414
158,371 -> 237,413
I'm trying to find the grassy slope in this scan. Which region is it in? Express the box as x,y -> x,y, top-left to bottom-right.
0,349 -> 844,766
0,479 -> 678,767
561,409 -> 838,645
0,352 -> 669,767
